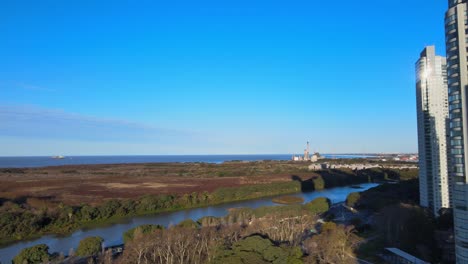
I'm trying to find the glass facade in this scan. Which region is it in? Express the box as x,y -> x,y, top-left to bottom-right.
416,46 -> 451,214
445,1 -> 468,262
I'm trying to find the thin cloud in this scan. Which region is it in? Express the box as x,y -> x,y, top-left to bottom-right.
0,105 -> 188,142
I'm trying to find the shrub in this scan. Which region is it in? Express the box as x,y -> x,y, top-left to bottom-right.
321,221 -> 337,232
213,235 -> 303,264
304,197 -> 331,215
177,219 -> 198,228
312,176 -> 325,190
197,216 -> 222,227
123,224 -> 164,243
13,244 -> 50,264
346,192 -> 360,207
76,236 -> 104,257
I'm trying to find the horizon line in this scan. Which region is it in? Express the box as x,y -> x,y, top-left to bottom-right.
0,152 -> 418,158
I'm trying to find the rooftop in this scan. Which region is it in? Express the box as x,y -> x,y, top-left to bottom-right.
385,248 -> 430,264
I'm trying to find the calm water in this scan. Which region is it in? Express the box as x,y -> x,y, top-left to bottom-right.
0,183 -> 378,263
0,154 -> 375,168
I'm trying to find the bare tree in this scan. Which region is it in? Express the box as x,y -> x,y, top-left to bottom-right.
118,225 -> 224,264
305,223 -> 359,264
97,249 -> 113,264
247,211 -> 316,246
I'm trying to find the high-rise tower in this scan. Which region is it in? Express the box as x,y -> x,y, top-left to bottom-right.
445,0 -> 468,262
416,46 -> 451,215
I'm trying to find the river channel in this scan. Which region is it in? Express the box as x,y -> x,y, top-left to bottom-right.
0,183 -> 379,263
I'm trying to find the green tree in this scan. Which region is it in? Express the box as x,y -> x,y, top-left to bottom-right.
76,236 -> 104,257
304,197 -> 331,214
346,192 -> 360,207
376,203 -> 436,261
312,176 -> 325,190
79,205 -> 98,221
123,224 -> 164,243
177,219 -> 198,228
214,235 -> 302,264
98,200 -> 121,219
13,244 -> 50,264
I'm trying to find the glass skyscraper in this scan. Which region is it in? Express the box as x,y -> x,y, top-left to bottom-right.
445,0 -> 468,262
416,46 -> 450,216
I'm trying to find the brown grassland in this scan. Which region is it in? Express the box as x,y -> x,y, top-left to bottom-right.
0,161 -> 313,206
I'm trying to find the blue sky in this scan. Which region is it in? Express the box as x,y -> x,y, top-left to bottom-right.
0,0 -> 447,155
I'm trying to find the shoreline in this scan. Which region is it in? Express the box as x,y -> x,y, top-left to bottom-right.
0,182 -> 303,247
0,182 -> 383,264
0,179 -> 391,248
0,154 -> 391,169
0,161 -> 418,250
1,185 -> 317,247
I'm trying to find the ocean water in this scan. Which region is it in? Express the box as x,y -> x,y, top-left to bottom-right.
0,154 -> 374,168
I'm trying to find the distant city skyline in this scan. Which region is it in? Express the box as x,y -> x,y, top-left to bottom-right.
0,1 -> 447,156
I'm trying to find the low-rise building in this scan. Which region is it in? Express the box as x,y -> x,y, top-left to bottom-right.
381,248 -> 430,264
308,163 -> 418,171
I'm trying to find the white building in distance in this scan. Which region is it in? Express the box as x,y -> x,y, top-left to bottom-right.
415,46 -> 451,215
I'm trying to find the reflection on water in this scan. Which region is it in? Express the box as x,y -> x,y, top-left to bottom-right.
0,183 -> 378,263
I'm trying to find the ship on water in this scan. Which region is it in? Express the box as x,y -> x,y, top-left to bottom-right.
51,155 -> 65,159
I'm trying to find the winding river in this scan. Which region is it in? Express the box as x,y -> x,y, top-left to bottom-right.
0,183 -> 378,263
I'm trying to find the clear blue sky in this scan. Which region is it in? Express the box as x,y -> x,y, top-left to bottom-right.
0,0 -> 447,156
